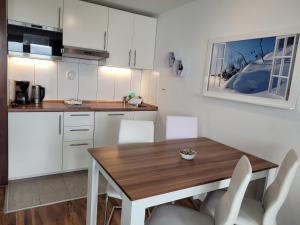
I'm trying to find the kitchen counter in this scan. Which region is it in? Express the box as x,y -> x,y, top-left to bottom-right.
8,101 -> 158,112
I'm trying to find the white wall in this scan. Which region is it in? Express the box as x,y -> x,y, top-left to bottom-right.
155,0 -> 300,224
8,57 -> 158,103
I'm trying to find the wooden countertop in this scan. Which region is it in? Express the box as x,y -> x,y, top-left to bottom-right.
8,101 -> 158,112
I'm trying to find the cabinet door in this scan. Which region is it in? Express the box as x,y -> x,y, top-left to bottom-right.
8,112 -> 63,179
107,9 -> 134,68
8,0 -> 63,29
134,111 -> 157,122
63,140 -> 93,171
94,112 -> 134,147
63,0 -> 108,50
132,15 -> 157,70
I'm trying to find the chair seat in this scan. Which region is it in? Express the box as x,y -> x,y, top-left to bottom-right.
201,190 -> 265,225
107,184 -> 122,200
147,205 -> 214,225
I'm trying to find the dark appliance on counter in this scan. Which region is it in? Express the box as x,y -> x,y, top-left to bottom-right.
31,85 -> 45,104
15,81 -> 30,104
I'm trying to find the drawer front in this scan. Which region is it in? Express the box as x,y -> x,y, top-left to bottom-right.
63,140 -> 93,171
64,112 -> 94,127
134,111 -> 157,122
64,125 -> 94,141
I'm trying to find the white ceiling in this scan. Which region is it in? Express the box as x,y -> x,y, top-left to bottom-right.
85,0 -> 195,16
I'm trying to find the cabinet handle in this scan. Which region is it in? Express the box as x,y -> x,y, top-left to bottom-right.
59,115 -> 62,135
58,7 -> 61,29
104,32 -> 107,50
108,113 -> 125,116
134,50 -> 137,67
69,129 -> 90,132
69,143 -> 89,147
70,114 -> 90,117
128,50 -> 132,67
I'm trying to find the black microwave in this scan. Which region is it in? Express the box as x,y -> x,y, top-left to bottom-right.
7,22 -> 63,58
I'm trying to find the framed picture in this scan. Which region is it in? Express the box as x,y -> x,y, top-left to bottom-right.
203,29 -> 300,109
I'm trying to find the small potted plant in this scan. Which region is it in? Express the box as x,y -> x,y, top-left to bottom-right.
180,148 -> 197,160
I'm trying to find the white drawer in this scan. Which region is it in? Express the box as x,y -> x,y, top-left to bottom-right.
64,112 -> 94,127
134,111 -> 157,122
63,140 -> 93,171
64,126 -> 94,141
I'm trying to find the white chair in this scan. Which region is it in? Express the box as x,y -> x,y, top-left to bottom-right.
146,156 -> 252,225
166,116 -> 198,140
201,149 -> 299,225
104,120 -> 154,225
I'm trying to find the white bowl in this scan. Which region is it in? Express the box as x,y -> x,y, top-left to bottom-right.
180,152 -> 197,160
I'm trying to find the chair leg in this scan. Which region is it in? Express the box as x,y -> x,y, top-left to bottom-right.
103,195 -> 109,225
147,208 -> 151,217
106,206 -> 116,225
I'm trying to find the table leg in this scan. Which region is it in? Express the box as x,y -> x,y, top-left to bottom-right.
264,168 -> 277,193
86,157 -> 100,225
121,197 -> 145,225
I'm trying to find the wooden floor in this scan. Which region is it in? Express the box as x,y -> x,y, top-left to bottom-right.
0,187 -> 198,225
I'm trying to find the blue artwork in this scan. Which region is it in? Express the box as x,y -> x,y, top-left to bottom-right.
208,34 -> 299,100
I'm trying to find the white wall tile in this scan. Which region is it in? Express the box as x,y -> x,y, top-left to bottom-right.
78,64 -> 98,100
58,62 -> 79,100
141,70 -> 159,104
114,69 -> 131,100
34,60 -> 58,100
7,57 -> 35,101
97,67 -> 115,100
130,70 -> 142,96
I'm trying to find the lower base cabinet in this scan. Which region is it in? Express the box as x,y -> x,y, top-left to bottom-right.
8,112 -> 63,180
63,140 -> 93,171
8,110 -> 157,180
94,112 -> 135,147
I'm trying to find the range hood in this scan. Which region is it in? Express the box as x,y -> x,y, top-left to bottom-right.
62,46 -> 109,60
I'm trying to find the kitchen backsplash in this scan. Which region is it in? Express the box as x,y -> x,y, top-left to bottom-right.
7,57 -> 159,104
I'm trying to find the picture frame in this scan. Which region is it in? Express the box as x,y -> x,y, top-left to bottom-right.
202,28 -> 300,109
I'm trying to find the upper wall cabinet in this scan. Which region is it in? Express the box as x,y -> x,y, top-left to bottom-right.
107,9 -> 157,70
63,0 -> 109,51
8,0 -> 63,29
132,15 -> 157,70
107,9 -> 134,68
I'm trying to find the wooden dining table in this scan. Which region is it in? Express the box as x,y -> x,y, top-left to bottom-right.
86,138 -> 278,225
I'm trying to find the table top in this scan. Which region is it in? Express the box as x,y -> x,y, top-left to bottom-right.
89,138 -> 277,201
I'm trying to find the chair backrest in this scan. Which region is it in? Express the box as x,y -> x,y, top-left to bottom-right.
215,156 -> 252,225
262,149 -> 299,225
118,120 -> 154,144
166,116 -> 198,140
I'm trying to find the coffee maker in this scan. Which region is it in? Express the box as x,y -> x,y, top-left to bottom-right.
15,81 -> 30,104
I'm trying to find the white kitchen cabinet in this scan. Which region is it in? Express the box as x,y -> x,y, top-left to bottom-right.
8,0 -> 63,29
63,0 -> 108,51
107,9 -> 157,69
132,15 -> 157,69
107,9 -> 134,68
64,112 -> 94,127
134,111 -> 157,122
64,126 -> 94,142
94,112 -> 134,147
63,140 -> 93,171
8,112 -> 63,179
63,111 -> 94,171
